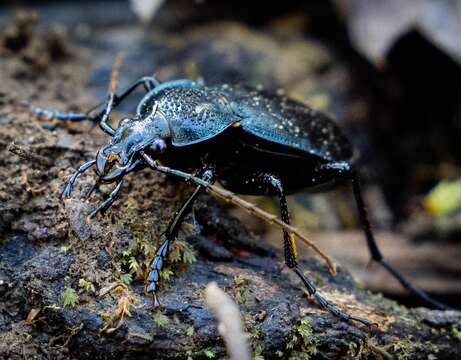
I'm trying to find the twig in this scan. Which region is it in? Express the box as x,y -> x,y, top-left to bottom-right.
205,282 -> 251,360
8,142 -> 53,167
205,184 -> 336,275
109,53 -> 124,94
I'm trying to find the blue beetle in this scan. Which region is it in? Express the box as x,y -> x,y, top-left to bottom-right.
29,75 -> 452,326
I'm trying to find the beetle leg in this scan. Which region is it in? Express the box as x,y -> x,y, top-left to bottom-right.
349,170 -> 455,310
62,160 -> 97,199
26,103 -> 90,129
293,268 -> 375,326
145,170 -> 214,303
313,162 -> 455,310
87,180 -> 123,219
26,76 -> 160,132
261,174 -> 373,326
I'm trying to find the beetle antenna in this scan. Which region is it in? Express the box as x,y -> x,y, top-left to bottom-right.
140,151 -> 335,274
207,185 -> 336,275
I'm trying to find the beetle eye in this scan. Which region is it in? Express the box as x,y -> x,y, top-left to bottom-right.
150,139 -> 167,154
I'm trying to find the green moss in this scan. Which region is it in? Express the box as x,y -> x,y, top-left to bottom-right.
153,312 -> 170,327
286,317 -> 318,356
392,340 -> 413,360
346,340 -> 377,359
452,326 -> 461,341
60,287 -> 79,307
233,275 -> 252,304
78,278 -> 95,294
186,325 -> 195,337
203,349 -> 215,358
120,273 -> 133,285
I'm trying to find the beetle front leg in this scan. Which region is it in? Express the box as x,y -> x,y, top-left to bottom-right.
62,160 -> 97,199
87,180 -> 124,219
145,170 -> 214,304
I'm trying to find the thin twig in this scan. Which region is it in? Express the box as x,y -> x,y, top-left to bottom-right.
8,142 -> 53,167
205,184 -> 336,275
109,53 -> 124,94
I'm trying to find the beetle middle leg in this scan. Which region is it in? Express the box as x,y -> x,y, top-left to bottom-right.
257,174 -> 373,326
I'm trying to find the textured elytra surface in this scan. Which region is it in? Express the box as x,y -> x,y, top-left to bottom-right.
151,86 -> 235,147
223,85 -> 354,162
142,82 -> 354,162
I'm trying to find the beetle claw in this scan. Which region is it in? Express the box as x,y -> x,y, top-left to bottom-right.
153,294 -> 160,307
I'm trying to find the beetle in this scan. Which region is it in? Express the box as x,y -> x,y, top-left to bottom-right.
29,75 -> 452,326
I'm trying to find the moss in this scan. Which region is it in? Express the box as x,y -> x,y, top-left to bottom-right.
60,287 -> 79,307
186,348 -> 217,360
203,349 -> 215,358
186,326 -> 195,337
286,317 -> 318,356
78,278 -> 95,294
120,273 -> 133,285
346,340 -> 379,360
452,326 -> 461,342
233,275 -> 252,304
153,312 -> 170,328
391,340 -> 413,360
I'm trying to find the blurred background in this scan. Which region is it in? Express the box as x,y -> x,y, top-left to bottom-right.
1,0 -> 460,308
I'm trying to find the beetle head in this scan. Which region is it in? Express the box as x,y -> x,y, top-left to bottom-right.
96,111 -> 170,181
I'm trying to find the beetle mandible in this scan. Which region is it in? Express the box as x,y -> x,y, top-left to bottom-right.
29,74 -> 452,326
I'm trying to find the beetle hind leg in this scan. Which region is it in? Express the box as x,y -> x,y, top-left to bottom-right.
261,174 -> 373,326
349,170 -> 455,310
313,162 -> 455,310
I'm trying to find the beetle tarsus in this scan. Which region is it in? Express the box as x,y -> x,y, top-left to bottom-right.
294,267 -> 375,327
61,160 -> 96,199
